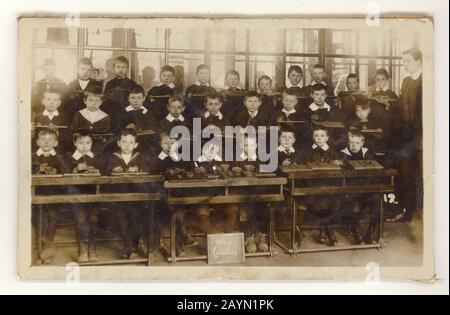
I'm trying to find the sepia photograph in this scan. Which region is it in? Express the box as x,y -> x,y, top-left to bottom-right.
17,16 -> 435,281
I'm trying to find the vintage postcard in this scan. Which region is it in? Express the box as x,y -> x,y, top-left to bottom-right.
17,17 -> 434,281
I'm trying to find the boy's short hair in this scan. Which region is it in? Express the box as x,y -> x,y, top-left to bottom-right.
168,95 -> 185,106
79,57 -> 93,67
312,125 -> 329,136
312,64 -> 325,71
403,48 -> 422,62
354,96 -> 371,109
37,127 -> 59,139
375,68 -> 389,79
347,73 -> 360,82
258,75 -> 272,86
84,85 -> 103,99
119,128 -> 138,140
73,130 -> 93,143
288,65 -> 303,77
43,58 -> 56,67
196,64 -> 210,74
279,125 -> 297,138
225,70 -> 240,80
161,65 -> 176,76
113,56 -> 130,68
347,127 -> 365,141
42,88 -> 62,99
128,84 -> 145,96
244,91 -> 262,101
205,92 -> 223,103
283,87 -> 300,98
311,83 -> 328,94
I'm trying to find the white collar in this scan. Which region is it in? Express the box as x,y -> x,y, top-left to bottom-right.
278,145 -> 296,153
248,110 -> 259,118
309,102 -> 331,112
341,147 -> 369,157
79,79 -> 90,89
166,113 -> 185,122
240,152 -> 258,161
225,86 -> 241,91
198,155 -> 222,163
311,81 -> 327,86
72,150 -> 94,161
36,148 -> 56,157
282,108 -> 297,115
195,81 -> 210,87
126,105 -> 148,114
312,143 -> 330,151
286,82 -> 303,89
158,82 -> 176,89
43,110 -> 59,119
410,68 -> 422,81
121,153 -> 133,165
204,111 -> 224,120
376,85 -> 390,92
80,109 -> 108,124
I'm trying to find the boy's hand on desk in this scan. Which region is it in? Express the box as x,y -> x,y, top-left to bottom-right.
331,160 -> 344,166
282,159 -> 292,166
127,166 -> 140,173
126,123 -> 136,130
112,166 -> 124,174
77,162 -> 88,171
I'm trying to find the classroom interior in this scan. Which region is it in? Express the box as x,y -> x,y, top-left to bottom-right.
30,26 -> 423,267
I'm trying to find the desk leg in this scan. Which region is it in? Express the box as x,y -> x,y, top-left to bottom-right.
378,194 -> 384,249
269,203 -> 274,258
170,208 -> 177,264
291,197 -> 297,255
37,205 -> 43,266
147,204 -> 155,267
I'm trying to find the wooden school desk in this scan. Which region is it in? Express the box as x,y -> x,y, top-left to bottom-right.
163,175 -> 287,263
276,165 -> 397,254
31,174 -> 164,266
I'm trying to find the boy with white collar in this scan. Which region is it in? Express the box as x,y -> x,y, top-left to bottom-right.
201,92 -> 231,131
277,127 -> 302,166
340,128 -> 376,162
222,70 -> 246,119
186,64 -> 217,118
32,128 -> 66,264
65,131 -> 102,263
145,65 -> 183,122
158,96 -> 190,134
305,83 -> 341,124
34,89 -> 68,128
232,91 -> 269,128
70,85 -> 111,155
304,64 -> 335,97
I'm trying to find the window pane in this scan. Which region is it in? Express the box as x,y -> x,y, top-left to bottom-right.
210,55 -> 246,90
392,30 -> 419,57
34,27 -> 78,46
86,28 -> 126,47
327,57 -> 356,93
33,48 -> 78,84
168,29 -> 205,50
131,52 -> 166,92
249,56 -> 281,91
326,30 -> 357,55
130,27 -> 166,49
286,29 -> 319,54
358,59 -> 370,92
359,31 -> 390,56
168,53 -> 205,90
210,29 -> 246,52
392,59 -> 407,94
84,50 -> 126,82
249,29 -> 284,53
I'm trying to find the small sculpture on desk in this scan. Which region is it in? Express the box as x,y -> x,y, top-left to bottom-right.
243,164 -> 256,177
73,162 -> 101,175
39,163 -> 58,175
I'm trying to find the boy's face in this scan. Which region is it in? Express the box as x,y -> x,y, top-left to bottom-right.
37,134 -> 58,152
226,74 -> 240,88
312,130 -> 329,147
258,79 -> 272,93
375,74 -> 388,89
197,69 -> 210,84
311,68 -> 325,82
202,143 -> 220,161
85,94 -> 103,112
346,78 -> 359,93
78,63 -> 92,81
288,70 -> 302,86
312,90 -> 327,106
355,106 -> 371,121
282,94 -> 298,111
129,93 -> 144,109
168,101 -> 185,118
348,135 -> 365,154
117,135 -> 138,155
43,65 -> 56,79
160,136 -> 175,154
160,71 -> 175,85
403,54 -> 421,74
244,96 -> 262,113
205,98 -> 222,115
114,62 -> 128,78
42,92 -> 62,112
279,132 -> 296,148
75,136 -> 93,154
